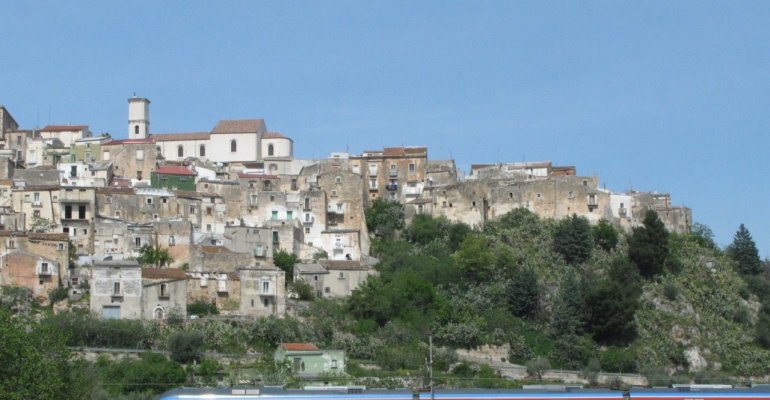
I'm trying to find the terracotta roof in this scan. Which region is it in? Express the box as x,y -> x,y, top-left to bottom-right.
156,166 -> 196,176
103,138 -> 155,145
152,132 -> 211,141
97,187 -> 135,195
211,119 -> 266,134
281,343 -> 318,351
28,232 -> 69,241
263,131 -> 287,139
383,146 -> 427,157
238,172 -> 278,179
142,268 -> 189,280
41,125 -> 88,132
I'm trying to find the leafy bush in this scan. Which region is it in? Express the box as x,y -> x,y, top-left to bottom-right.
48,286 -> 70,305
600,346 -> 638,373
289,280 -> 314,301
663,282 -> 679,301
167,330 -> 205,363
187,300 -> 219,316
525,357 -> 550,381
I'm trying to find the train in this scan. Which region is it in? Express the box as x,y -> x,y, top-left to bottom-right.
159,385 -> 770,400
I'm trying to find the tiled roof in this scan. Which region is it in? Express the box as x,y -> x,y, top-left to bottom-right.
103,138 -> 155,145
263,131 -> 286,139
383,146 -> 427,157
211,119 -> 266,134
152,132 -> 211,141
281,343 -> 318,351
156,166 -> 196,176
142,268 -> 189,280
27,232 -> 69,241
237,172 -> 278,179
41,125 -> 88,132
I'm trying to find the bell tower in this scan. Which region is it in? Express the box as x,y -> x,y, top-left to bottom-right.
128,96 -> 150,139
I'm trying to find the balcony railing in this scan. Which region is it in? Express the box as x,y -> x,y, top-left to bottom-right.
388,169 -> 398,177
386,184 -> 398,191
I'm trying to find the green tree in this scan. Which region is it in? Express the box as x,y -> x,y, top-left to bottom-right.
727,224 -> 761,275
592,219 -> 619,252
585,258 -> 641,345
0,310 -> 87,400
506,267 -> 539,318
404,214 -> 448,245
167,330 -> 205,363
628,210 -> 669,279
525,357 -> 550,382
365,198 -> 404,238
187,300 -> 219,316
550,271 -> 585,336
137,245 -> 173,268
273,249 -> 299,282
553,214 -> 593,265
453,234 -> 495,281
690,222 -> 717,250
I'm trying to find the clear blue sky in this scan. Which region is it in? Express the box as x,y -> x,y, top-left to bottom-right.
2,1 -> 769,256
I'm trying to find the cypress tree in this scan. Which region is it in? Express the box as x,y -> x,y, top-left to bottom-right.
727,224 -> 761,275
628,210 -> 669,279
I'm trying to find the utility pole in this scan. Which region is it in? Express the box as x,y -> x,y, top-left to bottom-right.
429,335 -> 434,400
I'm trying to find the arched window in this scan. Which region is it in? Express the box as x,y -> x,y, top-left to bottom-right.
134,125 -> 139,135
268,144 -> 274,156
199,145 -> 206,157
177,145 -> 184,158
230,140 -> 237,152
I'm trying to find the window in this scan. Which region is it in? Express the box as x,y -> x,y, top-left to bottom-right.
134,125 -> 139,135
162,197 -> 168,203
159,283 -> 168,298
305,227 -> 310,234
332,359 -> 338,369
70,165 -> 77,178
271,211 -> 278,220
304,197 -> 310,210
57,243 -> 64,251
369,178 -> 377,189
230,140 -> 237,152
262,281 -> 270,293
169,235 -> 175,246
286,211 -> 293,220
135,237 -> 141,247
336,203 -> 342,212
263,298 -> 269,307
269,163 -> 277,171
189,206 -> 196,213
40,262 -> 49,274
335,176 -> 342,184
268,144 -> 274,156
33,192 -> 40,203
206,224 -> 212,232
33,210 -> 40,218
113,282 -> 121,295
251,299 -> 255,307
103,151 -> 110,161
177,145 -> 184,158
409,163 -> 416,174
146,197 -> 153,204
136,150 -> 144,160
137,171 -> 143,180
199,145 -> 206,157
324,287 -> 330,294
207,207 -> 212,216
331,190 -> 337,197
269,195 -> 275,202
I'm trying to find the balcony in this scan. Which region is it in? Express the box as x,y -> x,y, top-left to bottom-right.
404,187 -> 421,197
327,204 -> 345,214
368,185 -> 379,192
36,264 -> 53,276
388,169 -> 398,177
386,184 -> 398,192
260,282 -> 276,296
303,215 -> 315,225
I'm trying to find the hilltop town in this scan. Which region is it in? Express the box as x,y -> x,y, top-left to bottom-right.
0,97 -> 692,319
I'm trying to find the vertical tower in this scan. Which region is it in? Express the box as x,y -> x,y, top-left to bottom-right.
128,96 -> 150,139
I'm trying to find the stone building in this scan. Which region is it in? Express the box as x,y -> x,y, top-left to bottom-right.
91,260 -> 143,319
350,146 -> 428,203
101,138 -> 158,182
39,125 -> 92,148
186,271 -> 241,315
0,250 -> 61,303
223,226 -> 273,262
294,260 -> 376,298
238,265 -> 285,317
141,268 -> 188,320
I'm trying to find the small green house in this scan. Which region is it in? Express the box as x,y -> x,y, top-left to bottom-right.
151,166 -> 196,191
274,343 -> 346,377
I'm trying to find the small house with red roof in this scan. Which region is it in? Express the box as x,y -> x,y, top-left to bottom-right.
151,165 -> 197,191
274,343 -> 346,376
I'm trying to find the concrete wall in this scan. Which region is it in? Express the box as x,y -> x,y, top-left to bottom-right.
90,261 -> 142,320
238,266 -> 285,317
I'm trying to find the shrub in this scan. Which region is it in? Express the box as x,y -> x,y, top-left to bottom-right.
289,280 -> 315,301
663,282 -> 679,301
600,346 -> 638,373
187,300 -> 219,316
167,330 -> 205,363
48,285 -> 70,305
525,357 -> 550,382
